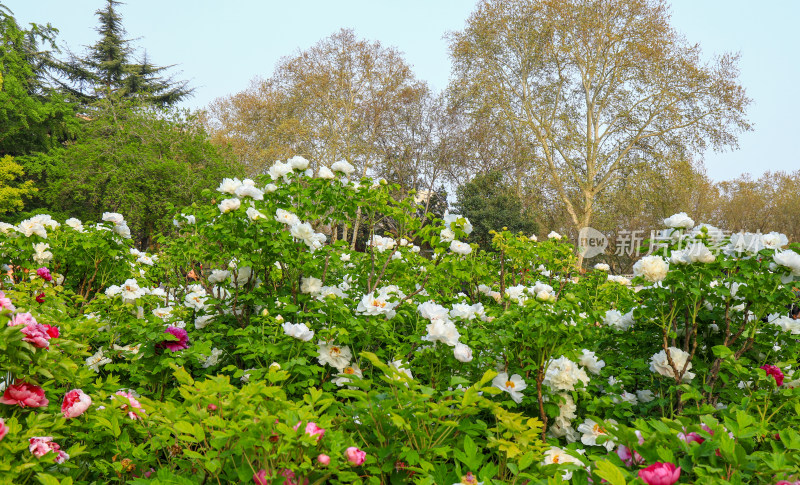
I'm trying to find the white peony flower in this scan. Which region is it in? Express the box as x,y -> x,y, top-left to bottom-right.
208,269 -> 230,284
633,256 -> 669,283
218,198 -> 241,213
761,232 -> 789,249
120,278 -> 146,303
543,356 -> 590,391
423,319 -> 461,347
577,418 -> 616,451
542,446 -> 585,480
86,347 -> 112,372
594,263 -> 610,271
367,235 -> 396,253
603,309 -> 634,331
268,160 -> 293,180
18,219 -> 47,238
453,343 -> 473,363
217,178 -> 243,194
331,159 -> 355,176
282,322 -> 315,342
194,314 -> 214,330
450,240 -> 472,255
316,341 -> 352,371
200,348 -> 224,368
237,184 -> 264,200
492,372 -> 527,404
773,250 -> 800,276
288,155 -> 310,170
332,364 -> 363,387
547,231 -> 562,240
663,212 -> 694,229
579,349 -> 605,375
300,276 -> 323,295
102,212 -> 125,225
636,389 -> 655,403
771,315 -> 800,334
318,166 -> 335,179
650,347 -> 695,382
65,218 -> 84,232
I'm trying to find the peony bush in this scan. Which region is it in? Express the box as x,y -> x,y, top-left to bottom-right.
1,158 -> 799,484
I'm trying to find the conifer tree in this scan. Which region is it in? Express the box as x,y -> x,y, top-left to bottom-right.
52,0 -> 191,106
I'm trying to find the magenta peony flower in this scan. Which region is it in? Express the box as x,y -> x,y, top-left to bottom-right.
0,381 -> 49,407
0,291 -> 15,312
0,418 -> 8,441
158,326 -> 189,352
761,365 -> 785,386
20,323 -> 51,348
36,267 -> 52,282
317,454 -> 330,466
345,446 -> 366,466
639,462 -> 681,485
253,469 -> 267,485
62,389 -> 92,419
9,312 -> 36,326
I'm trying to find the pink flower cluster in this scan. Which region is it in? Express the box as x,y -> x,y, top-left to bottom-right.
0,418 -> 8,441
253,469 -> 309,485
761,364 -> 785,386
29,436 -> 69,463
8,312 -> 59,349
0,381 -> 49,408
617,430 -> 645,467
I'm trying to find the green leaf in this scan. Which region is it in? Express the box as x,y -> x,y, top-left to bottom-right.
594,460 -> 627,485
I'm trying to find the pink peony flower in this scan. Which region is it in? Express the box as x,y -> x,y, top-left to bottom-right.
0,418 -> 8,441
761,365 -> 785,386
37,267 -> 52,282
29,436 -> 57,458
36,293 -> 45,303
20,323 -> 51,348
9,312 -> 36,326
253,469 -> 268,485
617,444 -> 644,467
317,454 -> 330,466
678,431 -> 705,445
29,436 -> 68,463
114,391 -> 144,420
0,381 -> 49,407
279,468 -> 308,485
345,446 -> 366,466
62,389 -> 92,419
639,462 -> 681,485
158,326 -> 189,352
304,422 -> 325,441
0,291 -> 15,312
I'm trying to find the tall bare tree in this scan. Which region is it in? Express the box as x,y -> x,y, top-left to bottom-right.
448,0 -> 751,265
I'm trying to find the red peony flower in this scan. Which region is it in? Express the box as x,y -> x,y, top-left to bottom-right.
42,324 -> 60,339
0,382 -> 49,408
36,293 -> 45,303
761,364 -> 785,386
62,389 -> 92,419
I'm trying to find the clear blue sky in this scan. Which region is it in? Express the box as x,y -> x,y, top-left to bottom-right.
7,0 -> 799,182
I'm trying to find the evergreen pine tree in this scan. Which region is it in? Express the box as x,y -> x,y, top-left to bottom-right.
51,0 -> 191,106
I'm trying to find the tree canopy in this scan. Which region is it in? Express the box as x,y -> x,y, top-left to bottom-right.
448,0 -> 751,263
